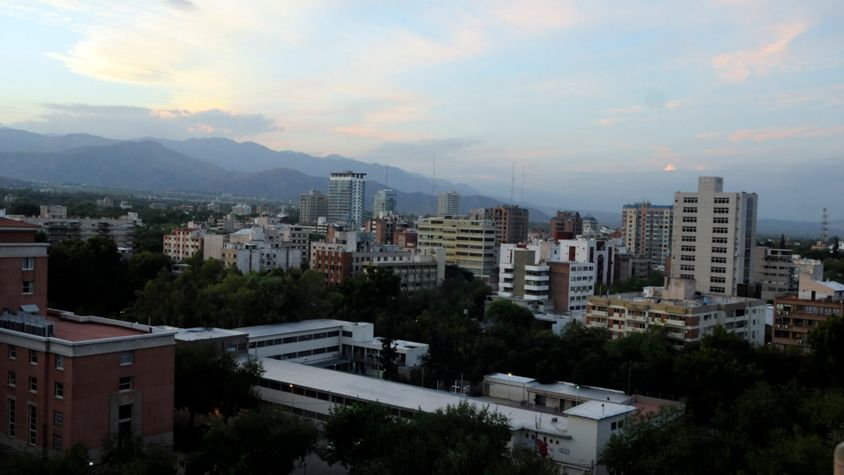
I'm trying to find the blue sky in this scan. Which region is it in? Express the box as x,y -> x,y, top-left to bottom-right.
1,0 -> 842,219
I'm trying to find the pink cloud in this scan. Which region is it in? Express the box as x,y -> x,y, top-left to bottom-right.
663,163 -> 677,172
710,22 -> 809,83
594,117 -> 620,127
728,125 -> 844,142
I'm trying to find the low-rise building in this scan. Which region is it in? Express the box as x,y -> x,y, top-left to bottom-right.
21,213 -> 142,250
162,227 -> 204,262
586,280 -> 766,347
0,218 -> 49,313
772,275 -> 844,351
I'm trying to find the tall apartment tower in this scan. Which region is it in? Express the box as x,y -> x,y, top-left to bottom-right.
299,190 -> 328,225
486,205 -> 529,245
328,171 -> 366,228
436,191 -> 460,216
549,211 -> 582,240
670,177 -> 757,296
372,189 -> 397,217
621,202 -> 673,267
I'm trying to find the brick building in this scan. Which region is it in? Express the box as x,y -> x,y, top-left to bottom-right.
0,218 -> 49,314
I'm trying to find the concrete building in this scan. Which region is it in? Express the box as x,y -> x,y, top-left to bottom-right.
669,176 -> 758,297
328,171 -> 366,228
299,190 -> 328,226
372,189 -> 397,217
752,247 -> 797,301
254,358 -> 637,474
236,319 -> 428,376
550,211 -> 582,240
39,205 -> 67,219
417,216 -> 497,281
162,227 -> 205,262
21,213 -> 142,250
621,202 -> 673,268
0,218 -> 49,314
773,276 -> 844,351
551,237 -> 619,287
231,203 -> 252,216
497,244 -> 596,315
486,205 -> 529,245
586,281 -> 766,347
436,191 -> 460,217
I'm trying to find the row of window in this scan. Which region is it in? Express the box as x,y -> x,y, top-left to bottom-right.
269,346 -> 340,360
8,346 -> 133,368
247,331 -> 346,349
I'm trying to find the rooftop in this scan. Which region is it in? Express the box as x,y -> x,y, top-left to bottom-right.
822,280 -> 844,292
258,359 -> 575,437
175,327 -> 248,342
484,373 -> 633,405
0,217 -> 38,229
565,400 -> 638,421
234,319 -> 365,338
591,292 -> 762,308
1,309 -> 170,343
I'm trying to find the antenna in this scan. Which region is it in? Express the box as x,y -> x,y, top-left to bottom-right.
520,164 -> 525,205
510,162 -> 515,203
821,208 -> 829,242
385,167 -> 389,188
432,154 -> 437,214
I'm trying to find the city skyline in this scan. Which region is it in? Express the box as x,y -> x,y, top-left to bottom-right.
1,1 -> 842,219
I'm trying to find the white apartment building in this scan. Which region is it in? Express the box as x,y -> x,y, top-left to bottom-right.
328,171 -> 366,228
162,227 -> 204,262
548,237 -> 619,287
669,176 -> 758,296
585,280 -> 766,347
436,191 -> 460,216
417,215 -> 497,281
621,202 -> 672,267
231,203 -> 253,216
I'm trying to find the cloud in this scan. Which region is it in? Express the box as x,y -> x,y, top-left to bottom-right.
663,163 -> 677,172
367,138 -> 480,160
166,0 -> 194,10
594,117 -> 620,127
710,22 -> 810,82
488,0 -> 580,33
11,103 -> 282,139
728,125 -> 844,143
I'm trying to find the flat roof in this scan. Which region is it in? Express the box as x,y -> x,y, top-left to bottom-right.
564,400 -> 637,420
532,381 -> 632,405
822,281 -> 844,292
259,359 -> 572,436
175,327 -> 248,341
592,292 -> 763,308
0,217 -> 38,229
234,319 -> 362,338
48,315 -> 146,341
486,373 -> 536,385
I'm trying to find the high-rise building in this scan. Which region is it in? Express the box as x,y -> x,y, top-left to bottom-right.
417,216 -> 496,280
621,202 -> 673,267
299,190 -> 328,225
436,191 -> 460,216
549,211 -> 582,240
328,171 -> 366,228
669,177 -> 757,296
372,189 -> 397,217
486,205 -> 529,245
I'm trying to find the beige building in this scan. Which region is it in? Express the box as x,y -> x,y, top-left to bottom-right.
417,215 -> 496,280
486,205 -> 529,245
436,191 -> 460,217
162,228 -> 204,262
669,177 -> 757,296
621,202 -> 672,268
299,190 -> 328,226
751,247 -> 796,300
773,275 -> 844,351
586,281 -> 766,347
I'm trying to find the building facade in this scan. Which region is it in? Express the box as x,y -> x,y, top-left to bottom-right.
372,189 -> 397,217
436,191 -> 460,217
621,202 -> 673,268
21,213 -> 142,250
772,276 -> 844,351
549,211 -> 583,240
162,227 -> 205,262
0,218 -> 49,314
328,171 -> 366,228
299,190 -> 328,226
486,205 -> 529,245
751,247 -> 797,301
417,216 -> 497,280
669,177 -> 758,296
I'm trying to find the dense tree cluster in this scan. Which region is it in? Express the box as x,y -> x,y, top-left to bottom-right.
322,402 -> 558,475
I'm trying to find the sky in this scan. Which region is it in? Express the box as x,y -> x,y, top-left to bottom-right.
1,0 -> 842,220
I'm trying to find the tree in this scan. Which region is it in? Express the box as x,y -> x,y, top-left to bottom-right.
174,344 -> 263,431
186,407 -> 318,475
808,314 -> 844,387
0,444 -> 91,475
99,435 -> 177,475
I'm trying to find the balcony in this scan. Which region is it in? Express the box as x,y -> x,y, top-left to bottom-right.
524,284 -> 549,292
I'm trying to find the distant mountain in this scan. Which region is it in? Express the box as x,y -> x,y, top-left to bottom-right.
0,128 -> 119,153
143,136 -> 481,197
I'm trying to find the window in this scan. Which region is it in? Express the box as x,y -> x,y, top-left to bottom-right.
9,345 -> 16,360
8,370 -> 15,387
714,197 -> 730,204
713,217 -> 729,224
21,281 -> 34,295
52,434 -> 62,451
681,236 -> 696,242
682,216 -> 697,223
682,226 -> 696,233
54,382 -> 63,399
119,351 -> 133,366
682,207 -> 697,213
714,207 -> 729,214
712,247 -> 727,254
681,245 -> 696,252
680,255 -> 696,261
713,237 -> 728,244
711,257 -> 727,263
683,197 -> 698,203
119,377 -> 132,392
29,376 -> 37,393
21,257 -> 34,270
29,350 -> 37,365
55,355 -> 64,371
713,227 -> 728,234
118,404 -> 133,438
709,286 -> 725,293
711,276 -> 726,283
7,398 -> 15,437
680,264 -> 695,271
53,411 -> 63,429
28,404 -> 36,445
711,267 -> 726,274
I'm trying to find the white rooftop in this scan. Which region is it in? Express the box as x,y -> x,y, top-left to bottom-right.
532,381 -> 632,405
564,400 -> 638,421
259,359 -> 574,436
486,372 -> 536,385
822,280 -> 844,292
175,327 -> 247,341
234,319 -> 364,338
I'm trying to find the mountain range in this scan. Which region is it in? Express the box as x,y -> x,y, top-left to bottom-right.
0,127 -> 837,236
